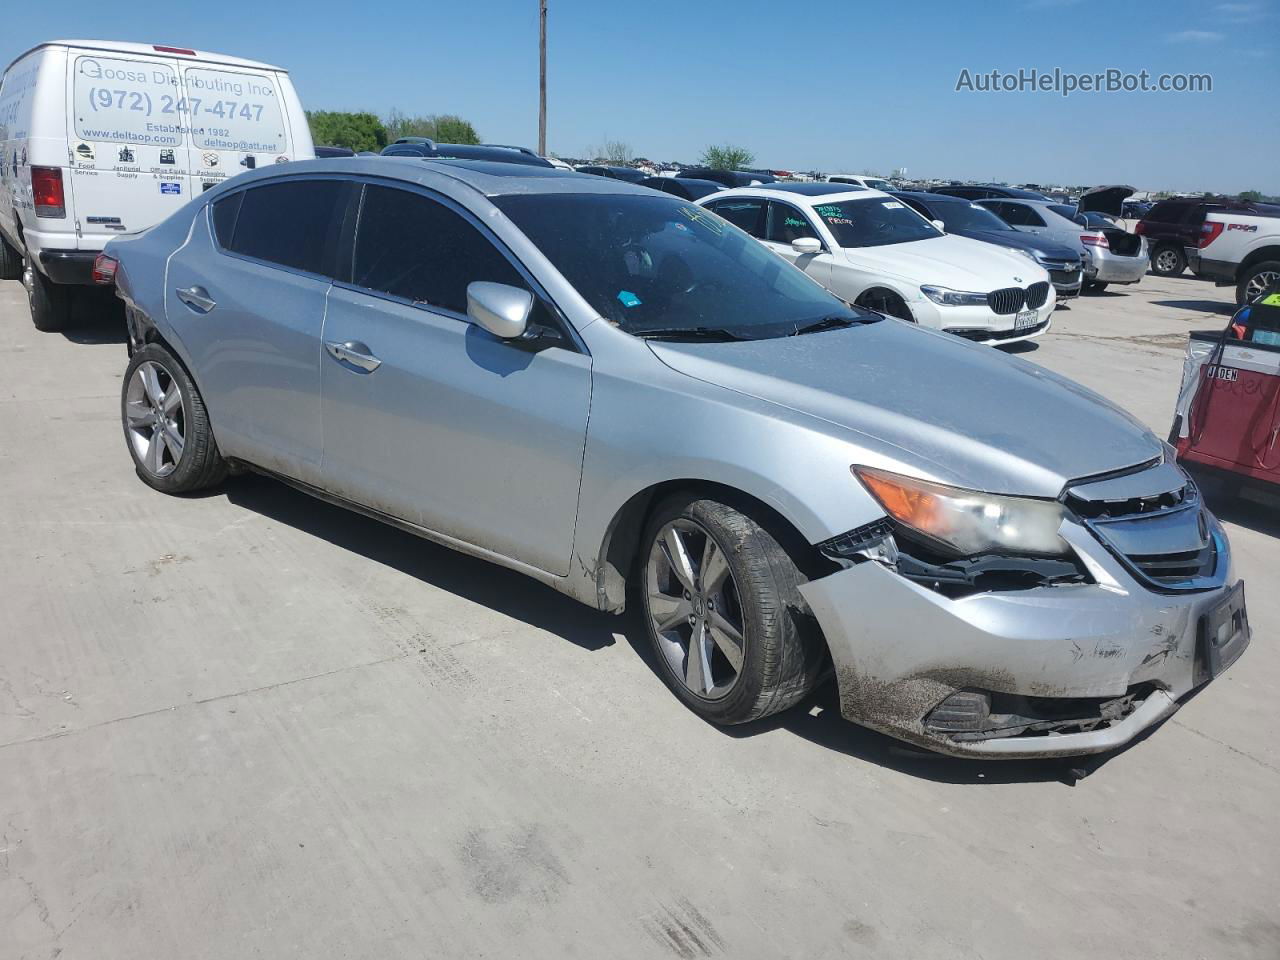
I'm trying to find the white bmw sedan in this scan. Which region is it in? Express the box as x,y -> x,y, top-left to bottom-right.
698,184 -> 1056,345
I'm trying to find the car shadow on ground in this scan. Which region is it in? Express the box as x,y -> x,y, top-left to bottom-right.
1151,300 -> 1235,316
223,472 -> 1147,785
58,294 -> 127,345
222,473 -> 621,652
998,340 -> 1039,355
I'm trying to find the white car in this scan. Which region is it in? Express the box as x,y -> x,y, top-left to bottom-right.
698,184 -> 1056,345
826,173 -> 895,191
1186,208 -> 1280,304
0,39 -> 313,331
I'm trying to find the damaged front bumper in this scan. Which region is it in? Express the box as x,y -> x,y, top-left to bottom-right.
798,519 -> 1249,758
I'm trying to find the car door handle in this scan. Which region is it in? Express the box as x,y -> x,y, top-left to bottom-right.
175,285 -> 216,313
325,339 -> 381,373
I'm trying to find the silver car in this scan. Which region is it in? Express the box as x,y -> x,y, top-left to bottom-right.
977,198 -> 1150,293
104,158 -> 1248,758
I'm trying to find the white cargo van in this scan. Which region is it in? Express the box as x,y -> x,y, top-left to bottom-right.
0,39 -> 313,330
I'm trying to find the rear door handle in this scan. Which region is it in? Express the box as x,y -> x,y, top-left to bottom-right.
325,339 -> 381,373
175,285 -> 216,313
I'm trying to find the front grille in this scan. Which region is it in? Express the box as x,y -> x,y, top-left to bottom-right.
1128,544 -> 1217,582
987,286 -> 1026,315
1049,268 -> 1082,285
1024,281 -> 1050,309
1065,466 -> 1223,592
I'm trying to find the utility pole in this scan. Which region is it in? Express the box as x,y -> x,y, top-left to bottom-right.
538,0 -> 547,156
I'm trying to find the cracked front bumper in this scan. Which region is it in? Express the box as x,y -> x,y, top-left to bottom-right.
798,522 -> 1247,758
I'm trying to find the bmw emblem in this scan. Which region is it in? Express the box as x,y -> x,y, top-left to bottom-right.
1013,276 -> 1023,283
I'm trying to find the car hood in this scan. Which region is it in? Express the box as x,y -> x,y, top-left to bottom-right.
951,228 -> 1081,263
1078,185 -> 1135,216
648,321 -> 1161,498
840,234 -> 1046,289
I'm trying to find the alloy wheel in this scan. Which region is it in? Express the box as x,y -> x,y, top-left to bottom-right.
646,519 -> 746,700
1155,249 -> 1179,273
1245,270 -> 1280,303
125,361 -> 186,478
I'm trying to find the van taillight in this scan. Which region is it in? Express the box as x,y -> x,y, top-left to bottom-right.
1081,233 -> 1109,249
92,253 -> 119,285
31,167 -> 65,218
1198,221 -> 1224,249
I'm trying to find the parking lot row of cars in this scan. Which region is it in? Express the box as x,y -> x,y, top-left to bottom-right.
0,39 -> 1255,761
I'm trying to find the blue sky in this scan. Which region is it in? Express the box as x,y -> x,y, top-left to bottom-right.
8,0 -> 1278,192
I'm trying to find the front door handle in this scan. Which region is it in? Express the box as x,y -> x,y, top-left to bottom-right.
175,285 -> 216,313
325,339 -> 382,373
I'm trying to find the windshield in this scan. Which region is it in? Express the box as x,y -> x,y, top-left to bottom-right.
931,201 -> 1011,232
811,197 -> 942,248
494,193 -> 862,338
864,179 -> 893,191
1048,204 -> 1078,220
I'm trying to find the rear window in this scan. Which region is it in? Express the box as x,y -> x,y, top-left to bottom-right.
183,68 -> 287,154
210,191 -> 243,246
225,179 -> 348,275
72,55 -> 183,146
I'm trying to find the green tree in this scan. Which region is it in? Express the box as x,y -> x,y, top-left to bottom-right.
384,109 -> 481,145
306,111 -> 387,153
700,143 -> 756,170
1239,189 -> 1263,202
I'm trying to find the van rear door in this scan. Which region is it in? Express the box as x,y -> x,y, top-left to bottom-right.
178,64 -> 293,192
64,50 -> 197,243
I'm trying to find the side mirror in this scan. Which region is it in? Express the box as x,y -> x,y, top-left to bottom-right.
931,219 -> 946,232
791,237 -> 821,255
466,281 -> 533,339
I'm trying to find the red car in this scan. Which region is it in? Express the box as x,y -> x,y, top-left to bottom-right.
1172,285 -> 1280,488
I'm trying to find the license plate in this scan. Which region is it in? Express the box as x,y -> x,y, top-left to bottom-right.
1014,309 -> 1038,329
1195,580 -> 1249,683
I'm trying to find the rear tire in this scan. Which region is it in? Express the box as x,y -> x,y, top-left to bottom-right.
0,234 -> 21,281
121,343 -> 227,494
1151,244 -> 1185,277
639,494 -> 826,725
1237,260 -> 1280,306
24,261 -> 72,332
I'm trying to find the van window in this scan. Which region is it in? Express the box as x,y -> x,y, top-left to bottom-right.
226,179 -> 347,275
352,185 -> 525,313
72,56 -> 183,146
183,68 -> 287,155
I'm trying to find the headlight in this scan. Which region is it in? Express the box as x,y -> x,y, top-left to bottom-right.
853,466 -> 1069,557
920,284 -> 989,307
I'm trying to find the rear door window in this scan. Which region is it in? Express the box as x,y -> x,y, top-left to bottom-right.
352,184 -> 525,313
767,202 -> 819,244
705,197 -> 766,237
180,66 -> 290,188
225,179 -> 348,276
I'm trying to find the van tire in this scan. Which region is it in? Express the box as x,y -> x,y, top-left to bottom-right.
25,261 -> 73,332
0,234 -> 21,281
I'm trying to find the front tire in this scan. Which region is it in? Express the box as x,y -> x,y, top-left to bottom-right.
122,343 -> 227,493
0,234 -> 21,281
1151,244 -> 1185,277
24,260 -> 72,332
856,288 -> 914,322
1237,261 -> 1280,306
639,495 -> 826,725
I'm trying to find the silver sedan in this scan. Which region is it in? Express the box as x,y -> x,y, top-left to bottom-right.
977,198 -> 1150,293
102,158 -> 1248,758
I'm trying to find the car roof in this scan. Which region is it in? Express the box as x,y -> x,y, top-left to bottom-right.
708,185 -> 881,205
205,156 -> 654,200
764,182 -> 865,196
890,190 -> 968,204
7,39 -> 285,72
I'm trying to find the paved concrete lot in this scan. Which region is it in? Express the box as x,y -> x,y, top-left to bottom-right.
1,273 -> 1276,960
